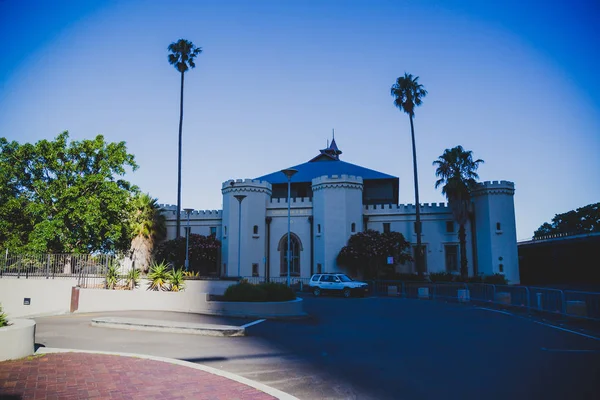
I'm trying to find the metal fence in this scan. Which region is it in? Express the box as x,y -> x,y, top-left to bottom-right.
0,253 -> 116,283
365,280 -> 600,321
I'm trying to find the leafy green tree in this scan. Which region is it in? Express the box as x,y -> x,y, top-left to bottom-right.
337,229 -> 412,279
128,193 -> 166,272
391,73 -> 428,277
168,38 -> 202,239
0,132 -> 138,253
433,145 -> 484,278
154,233 -> 221,275
534,203 -> 600,238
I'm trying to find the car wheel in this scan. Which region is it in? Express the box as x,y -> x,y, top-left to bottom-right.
313,287 -> 321,297
342,288 -> 352,298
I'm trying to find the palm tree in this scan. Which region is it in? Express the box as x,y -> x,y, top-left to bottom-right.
168,39 -> 202,238
129,193 -> 166,273
433,146 -> 484,278
391,73 -> 428,277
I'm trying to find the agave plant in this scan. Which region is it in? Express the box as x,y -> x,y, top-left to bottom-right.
183,270 -> 199,278
147,261 -> 171,291
126,267 -> 141,290
169,268 -> 186,292
105,262 -> 121,290
0,303 -> 9,328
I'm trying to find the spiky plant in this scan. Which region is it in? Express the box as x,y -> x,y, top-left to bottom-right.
147,261 -> 171,291
105,262 -> 120,290
126,267 -> 141,290
0,303 -> 10,327
169,268 -> 186,292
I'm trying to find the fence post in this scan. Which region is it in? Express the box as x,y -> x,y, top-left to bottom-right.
524,286 -> 530,310
17,254 -> 21,278
401,281 -> 406,298
491,284 -> 496,302
560,290 -> 566,315
432,283 -> 437,300
46,254 -> 50,279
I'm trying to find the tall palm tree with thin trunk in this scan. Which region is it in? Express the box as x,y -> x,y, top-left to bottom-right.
168,39 -> 202,238
391,73 -> 428,277
433,146 -> 484,278
129,193 -> 167,273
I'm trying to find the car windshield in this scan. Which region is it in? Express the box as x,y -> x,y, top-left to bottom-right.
338,275 -> 353,282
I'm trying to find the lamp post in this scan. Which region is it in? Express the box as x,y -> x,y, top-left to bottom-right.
281,168 -> 298,286
184,208 -> 193,272
234,195 -> 246,279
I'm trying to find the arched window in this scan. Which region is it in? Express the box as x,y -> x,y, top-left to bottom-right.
351,223 -> 356,233
317,224 -> 321,234
278,233 -> 303,277
253,225 -> 258,235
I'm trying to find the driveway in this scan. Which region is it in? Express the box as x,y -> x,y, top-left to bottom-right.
33,297 -> 600,399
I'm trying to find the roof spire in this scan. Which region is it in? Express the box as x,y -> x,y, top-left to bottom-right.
332,128 -> 335,141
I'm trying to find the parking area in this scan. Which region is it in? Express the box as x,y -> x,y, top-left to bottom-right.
31,297 -> 600,400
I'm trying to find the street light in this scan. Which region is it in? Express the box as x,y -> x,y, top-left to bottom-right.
184,208 -> 194,272
281,168 -> 298,286
234,195 -> 246,279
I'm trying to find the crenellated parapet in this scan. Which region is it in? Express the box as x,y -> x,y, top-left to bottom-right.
471,180 -> 515,197
268,197 -> 313,209
159,204 -> 223,219
221,179 -> 272,195
311,174 -> 363,191
364,202 -> 450,215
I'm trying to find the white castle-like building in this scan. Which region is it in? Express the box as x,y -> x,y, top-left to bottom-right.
161,139 -> 520,283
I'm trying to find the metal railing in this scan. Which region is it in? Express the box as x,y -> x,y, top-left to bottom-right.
366,280 -> 600,321
0,253 -> 116,284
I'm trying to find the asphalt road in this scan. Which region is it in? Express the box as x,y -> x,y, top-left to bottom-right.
33,297 -> 600,400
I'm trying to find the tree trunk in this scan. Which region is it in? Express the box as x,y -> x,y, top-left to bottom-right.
409,114 -> 423,277
459,223 -> 468,278
129,235 -> 152,273
176,71 -> 185,239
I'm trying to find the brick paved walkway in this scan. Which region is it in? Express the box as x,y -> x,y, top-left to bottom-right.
0,352 -> 278,400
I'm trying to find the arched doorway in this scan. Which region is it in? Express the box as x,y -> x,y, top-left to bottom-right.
277,233 -> 303,276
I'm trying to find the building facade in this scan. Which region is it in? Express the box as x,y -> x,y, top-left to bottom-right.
162,140 -> 520,283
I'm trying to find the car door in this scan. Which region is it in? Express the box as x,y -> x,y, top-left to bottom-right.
320,275 -> 332,292
332,276 -> 343,291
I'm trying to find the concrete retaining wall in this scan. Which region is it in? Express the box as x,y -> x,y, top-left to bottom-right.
0,319 -> 36,361
0,278 -> 79,318
0,278 -> 304,318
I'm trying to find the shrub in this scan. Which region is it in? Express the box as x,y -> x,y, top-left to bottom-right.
105,262 -> 120,290
223,282 -> 297,302
169,269 -> 186,292
260,282 -> 296,301
126,268 -> 141,290
429,272 -> 457,282
148,261 -> 171,291
383,272 -> 426,282
223,282 -> 267,302
0,304 -> 9,328
483,273 -> 508,285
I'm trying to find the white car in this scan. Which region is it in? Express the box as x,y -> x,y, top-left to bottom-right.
309,273 -> 369,298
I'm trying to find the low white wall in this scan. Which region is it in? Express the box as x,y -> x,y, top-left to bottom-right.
0,278 -> 304,319
203,298 -> 305,318
0,278 -> 78,318
0,319 -> 36,361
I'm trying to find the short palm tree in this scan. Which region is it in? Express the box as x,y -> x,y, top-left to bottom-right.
168,38 -> 202,238
128,193 -> 166,272
433,146 -> 484,278
391,73 -> 428,277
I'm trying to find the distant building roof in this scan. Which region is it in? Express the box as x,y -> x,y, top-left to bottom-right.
255,137 -> 397,184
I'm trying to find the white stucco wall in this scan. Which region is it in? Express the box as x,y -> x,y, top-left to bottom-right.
0,278 -> 79,318
472,181 -> 519,283
221,179 -> 272,277
312,175 -> 364,273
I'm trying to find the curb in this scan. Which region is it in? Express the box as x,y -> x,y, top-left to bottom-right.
90,317 -> 245,337
36,347 -> 300,400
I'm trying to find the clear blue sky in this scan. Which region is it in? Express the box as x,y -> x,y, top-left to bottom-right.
1,0 -> 598,240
